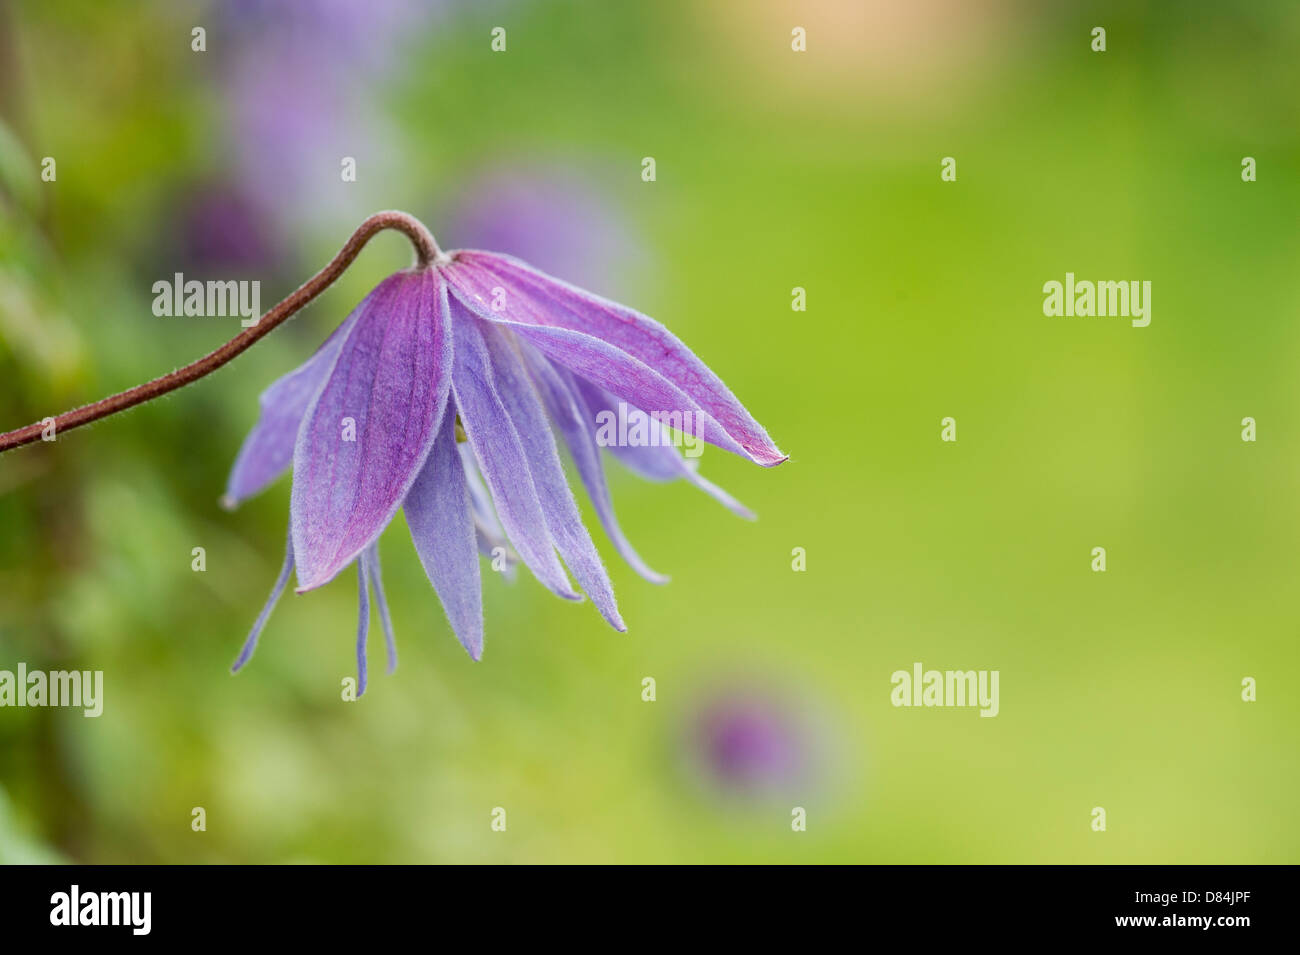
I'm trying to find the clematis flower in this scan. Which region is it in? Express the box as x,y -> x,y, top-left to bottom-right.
223,250 -> 786,693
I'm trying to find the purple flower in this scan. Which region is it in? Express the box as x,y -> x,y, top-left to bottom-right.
697,700 -> 801,792
224,250 -> 786,693
437,163 -> 643,294
217,0 -> 428,234
685,686 -> 819,801
172,182 -> 279,273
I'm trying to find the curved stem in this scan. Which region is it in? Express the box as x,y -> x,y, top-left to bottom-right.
0,210 -> 443,454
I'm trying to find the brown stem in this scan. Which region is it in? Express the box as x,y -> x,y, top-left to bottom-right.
0,210 -> 443,454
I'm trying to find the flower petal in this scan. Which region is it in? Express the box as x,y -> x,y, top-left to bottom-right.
443,251 -> 787,467
458,442 -> 504,539
404,407 -> 485,660
475,524 -> 518,581
459,315 -> 751,461
449,300 -> 581,602
520,345 -> 669,584
362,544 -> 397,674
231,524 -> 295,672
222,309 -> 361,508
574,377 -> 755,520
355,562 -> 371,697
478,322 -> 624,630
456,445 -> 519,580
290,269 -> 452,592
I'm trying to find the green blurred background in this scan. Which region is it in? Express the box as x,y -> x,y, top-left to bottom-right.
1,0 -> 1298,863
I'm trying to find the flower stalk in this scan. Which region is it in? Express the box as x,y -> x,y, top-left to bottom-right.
0,210 -> 441,454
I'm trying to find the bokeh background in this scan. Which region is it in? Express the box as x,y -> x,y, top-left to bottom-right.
1,0 -> 1298,864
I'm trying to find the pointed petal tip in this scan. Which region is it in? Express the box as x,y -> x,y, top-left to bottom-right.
293,561 -> 349,594
595,601 -> 627,632
219,493 -> 239,512
684,469 -> 757,521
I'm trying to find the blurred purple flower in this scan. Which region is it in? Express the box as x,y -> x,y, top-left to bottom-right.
216,0 -> 429,233
688,688 -> 814,799
440,165 -> 643,294
224,249 -> 785,693
172,183 -> 277,272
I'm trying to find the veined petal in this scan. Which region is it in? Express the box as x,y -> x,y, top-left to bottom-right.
443,251 -> 787,467
459,315 -> 750,462
405,408 -> 484,660
521,345 -> 669,584
290,269 -> 452,592
449,303 -> 580,602
222,309 -> 362,508
361,545 -> 397,674
479,322 -> 625,630
574,377 -> 755,521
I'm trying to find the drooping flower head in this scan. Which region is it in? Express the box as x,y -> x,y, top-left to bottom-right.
224,240 -> 786,693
